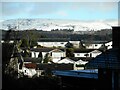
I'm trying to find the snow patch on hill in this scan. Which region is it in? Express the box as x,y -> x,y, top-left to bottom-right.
0,19 -> 118,31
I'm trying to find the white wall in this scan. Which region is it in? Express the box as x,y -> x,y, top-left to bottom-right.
105,41 -> 112,49
89,52 -> 101,57
22,67 -> 37,78
31,51 -> 40,58
37,42 -> 67,47
52,52 -> 66,58
69,41 -> 80,48
74,51 -> 101,58
42,52 -> 48,59
83,44 -> 103,49
74,53 -> 90,57
52,52 -> 66,63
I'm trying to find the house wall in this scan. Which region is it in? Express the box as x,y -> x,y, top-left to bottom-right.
74,52 -> 101,58
69,41 -> 80,48
74,53 -> 90,57
31,51 -> 66,63
83,44 -> 103,49
105,41 -> 112,49
52,52 -> 66,63
42,52 -> 48,59
89,52 -> 102,58
52,52 -> 66,58
37,41 -> 80,48
31,51 -> 40,58
37,42 -> 67,47
21,67 -> 37,78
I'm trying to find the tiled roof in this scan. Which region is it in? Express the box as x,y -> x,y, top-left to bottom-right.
24,63 -> 36,69
85,49 -> 120,69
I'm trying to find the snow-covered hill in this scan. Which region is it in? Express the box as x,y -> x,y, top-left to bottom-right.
0,18 -> 118,31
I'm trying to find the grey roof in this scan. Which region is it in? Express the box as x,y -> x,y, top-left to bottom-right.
30,48 -> 53,52
85,49 -> 120,69
52,70 -> 98,79
23,57 -> 41,63
30,48 -> 65,52
38,38 -> 69,42
83,41 -> 108,44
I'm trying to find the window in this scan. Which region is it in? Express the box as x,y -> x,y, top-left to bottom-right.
95,44 -> 98,46
77,54 -> 80,56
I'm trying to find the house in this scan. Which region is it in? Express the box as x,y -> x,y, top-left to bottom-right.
30,48 -> 66,63
88,50 -> 102,57
83,41 -> 107,49
74,49 -> 94,57
30,48 -> 53,58
57,57 -> 91,70
69,41 -> 80,48
22,63 -> 37,78
37,38 -> 81,48
49,49 -> 66,63
74,49 -> 101,58
18,57 -> 41,78
37,38 -> 69,48
85,27 -> 120,90
69,57 -> 92,70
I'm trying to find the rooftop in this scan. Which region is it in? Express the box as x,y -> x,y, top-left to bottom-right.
38,38 -> 69,42
85,48 -> 120,69
52,69 -> 98,79
23,57 -> 41,63
30,48 -> 65,52
82,40 -> 108,44
74,49 -> 95,53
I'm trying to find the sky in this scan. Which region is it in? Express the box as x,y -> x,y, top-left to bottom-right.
1,2 -> 119,21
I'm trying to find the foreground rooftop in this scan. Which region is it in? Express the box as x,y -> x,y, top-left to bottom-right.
53,69 -> 98,79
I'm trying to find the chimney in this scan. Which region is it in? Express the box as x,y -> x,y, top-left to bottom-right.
112,26 -> 120,49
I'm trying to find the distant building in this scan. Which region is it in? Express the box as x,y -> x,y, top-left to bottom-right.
83,41 -> 109,49
37,38 -> 81,48
30,48 -> 66,63
74,49 -> 102,58
37,38 -> 69,48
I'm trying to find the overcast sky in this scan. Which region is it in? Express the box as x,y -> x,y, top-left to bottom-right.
1,2 -> 118,21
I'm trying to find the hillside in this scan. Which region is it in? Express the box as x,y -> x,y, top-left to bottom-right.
0,19 -> 117,31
